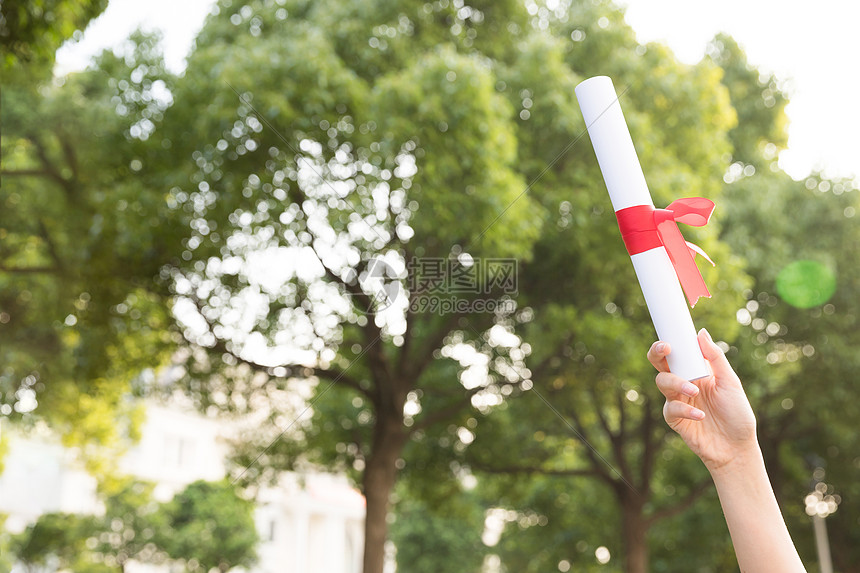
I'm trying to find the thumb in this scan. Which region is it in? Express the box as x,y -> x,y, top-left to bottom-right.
698,328 -> 736,379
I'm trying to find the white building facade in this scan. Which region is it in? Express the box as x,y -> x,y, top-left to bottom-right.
0,402 -> 365,573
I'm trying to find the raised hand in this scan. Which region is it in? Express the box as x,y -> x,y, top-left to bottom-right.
647,328 -> 757,471
646,328 -> 807,572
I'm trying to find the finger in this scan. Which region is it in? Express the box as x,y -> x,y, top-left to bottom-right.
697,329 -> 738,381
663,399 -> 706,423
647,341 -> 671,373
655,371 -> 700,400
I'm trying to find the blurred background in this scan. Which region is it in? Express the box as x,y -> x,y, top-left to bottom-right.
1,1 -> 858,572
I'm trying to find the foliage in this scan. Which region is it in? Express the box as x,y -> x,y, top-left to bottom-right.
4,479 -> 259,572
706,33 -> 789,168
154,0 -> 756,571
160,1 -> 544,570
459,18 -> 860,573
10,512 -> 100,571
0,0 -> 108,71
0,515 -> 13,573
0,31 -> 183,472
451,5 -> 749,573
158,480 -> 259,573
0,429 -> 8,475
3,1 -> 860,572
389,488 -> 487,573
719,167 -> 860,569
89,479 -> 171,570
703,31 -> 860,571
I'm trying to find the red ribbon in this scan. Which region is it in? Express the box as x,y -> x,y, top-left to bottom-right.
616,197 -> 716,308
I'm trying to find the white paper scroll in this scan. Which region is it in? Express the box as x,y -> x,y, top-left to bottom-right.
575,76 -> 709,381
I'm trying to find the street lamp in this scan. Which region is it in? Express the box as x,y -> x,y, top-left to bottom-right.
804,471 -> 840,573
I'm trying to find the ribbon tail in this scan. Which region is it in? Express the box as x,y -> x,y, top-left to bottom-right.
686,241 -> 715,266
656,218 -> 712,307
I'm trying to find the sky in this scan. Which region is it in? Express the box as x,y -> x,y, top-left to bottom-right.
54,0 -> 214,75
620,0 -> 860,182
55,0 -> 860,183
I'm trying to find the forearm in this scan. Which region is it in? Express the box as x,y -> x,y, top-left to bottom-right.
709,445 -> 806,573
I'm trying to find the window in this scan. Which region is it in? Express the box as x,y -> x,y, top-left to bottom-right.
162,435 -> 196,468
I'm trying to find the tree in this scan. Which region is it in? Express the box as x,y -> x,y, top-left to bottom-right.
708,33 -> 860,571
89,480 -> 170,572
717,164 -> 860,572
158,480 -> 259,573
0,515 -> 15,573
389,487 -> 487,573
458,12 -> 748,573
462,23 -> 860,573
715,170 -> 860,572
706,33 -> 788,169
0,31 -> 183,470
160,2 -> 540,572
10,512 -> 100,572
4,479 -> 260,573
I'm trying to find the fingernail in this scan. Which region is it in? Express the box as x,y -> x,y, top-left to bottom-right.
691,408 -> 706,420
682,382 -> 699,397
700,328 -> 713,342
655,342 -> 666,353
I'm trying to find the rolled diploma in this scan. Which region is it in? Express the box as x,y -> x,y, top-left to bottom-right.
575,76 -> 709,381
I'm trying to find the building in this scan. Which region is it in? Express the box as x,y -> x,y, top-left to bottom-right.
0,401 -> 365,573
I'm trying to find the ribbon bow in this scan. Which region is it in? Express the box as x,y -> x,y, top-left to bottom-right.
615,197 -> 716,307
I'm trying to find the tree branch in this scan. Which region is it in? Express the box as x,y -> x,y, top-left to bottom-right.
296,195 -> 393,402
528,334 -> 574,382
409,384 -> 485,433
402,311 -> 464,382
639,395 -> 659,490
58,131 -> 79,184
396,290 -> 415,380
0,169 -> 56,177
0,265 -> 61,274
37,218 -> 65,273
27,134 -> 74,196
558,394 -> 613,484
183,290 -> 375,401
587,383 -> 631,482
276,188 -> 393,406
645,477 -> 713,525
309,366 -> 372,399
588,383 -> 616,441
316,250 -> 377,315
470,459 -> 600,478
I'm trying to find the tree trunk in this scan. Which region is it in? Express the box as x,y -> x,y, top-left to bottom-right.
362,417 -> 406,573
621,499 -> 649,573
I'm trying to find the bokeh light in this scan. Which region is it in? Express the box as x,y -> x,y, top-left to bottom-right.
595,546 -> 611,564
775,260 -> 836,308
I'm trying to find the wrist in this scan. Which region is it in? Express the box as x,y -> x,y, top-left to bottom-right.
705,440 -> 763,479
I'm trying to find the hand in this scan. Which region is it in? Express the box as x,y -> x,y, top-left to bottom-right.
647,329 -> 758,472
